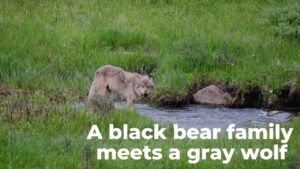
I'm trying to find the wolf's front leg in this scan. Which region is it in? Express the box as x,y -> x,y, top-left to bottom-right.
127,95 -> 135,110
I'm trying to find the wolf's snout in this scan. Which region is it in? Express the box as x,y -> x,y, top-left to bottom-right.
143,93 -> 148,97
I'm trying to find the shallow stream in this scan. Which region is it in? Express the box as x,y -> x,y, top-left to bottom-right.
114,102 -> 294,129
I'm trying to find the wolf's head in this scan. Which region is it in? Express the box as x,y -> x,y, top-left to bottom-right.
135,75 -> 154,98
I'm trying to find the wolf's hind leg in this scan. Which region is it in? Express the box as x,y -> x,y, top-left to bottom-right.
88,76 -> 107,98
88,77 -> 114,112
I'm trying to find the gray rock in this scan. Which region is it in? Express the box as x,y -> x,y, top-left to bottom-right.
193,85 -> 233,106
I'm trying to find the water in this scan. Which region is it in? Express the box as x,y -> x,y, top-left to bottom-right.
114,102 -> 294,129
75,102 -> 294,129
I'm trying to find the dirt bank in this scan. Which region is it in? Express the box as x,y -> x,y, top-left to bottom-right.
152,82 -> 300,112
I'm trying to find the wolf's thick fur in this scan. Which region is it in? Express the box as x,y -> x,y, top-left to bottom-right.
88,65 -> 154,109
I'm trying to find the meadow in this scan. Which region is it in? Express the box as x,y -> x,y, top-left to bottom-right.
1,0 -> 299,103
0,0 -> 300,168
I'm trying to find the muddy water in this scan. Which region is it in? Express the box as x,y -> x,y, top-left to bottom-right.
114,102 -> 294,129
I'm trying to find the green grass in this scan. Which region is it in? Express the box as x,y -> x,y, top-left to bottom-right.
0,0 -> 299,98
0,92 -> 300,169
1,0 -> 300,168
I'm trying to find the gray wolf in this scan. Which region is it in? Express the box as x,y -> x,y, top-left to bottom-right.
88,65 -> 154,109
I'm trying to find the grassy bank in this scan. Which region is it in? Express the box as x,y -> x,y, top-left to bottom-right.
0,92 -> 300,168
0,0 -> 300,104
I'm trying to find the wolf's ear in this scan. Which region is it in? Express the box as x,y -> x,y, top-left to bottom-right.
150,76 -> 154,81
